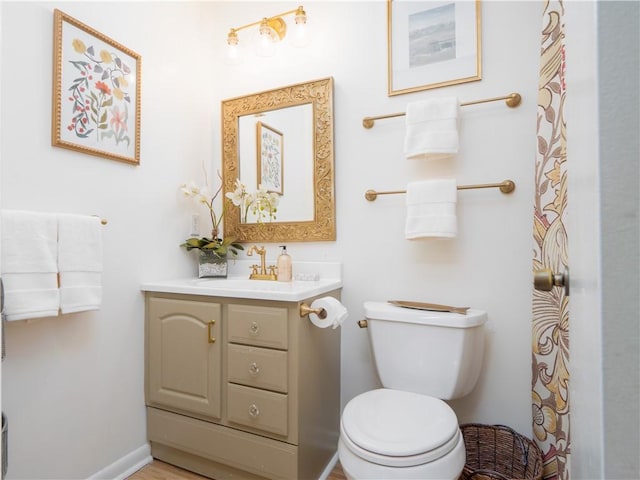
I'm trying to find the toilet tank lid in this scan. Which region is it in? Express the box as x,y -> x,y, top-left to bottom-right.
364,301 -> 487,328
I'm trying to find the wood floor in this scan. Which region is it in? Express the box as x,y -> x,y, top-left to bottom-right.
127,459 -> 347,480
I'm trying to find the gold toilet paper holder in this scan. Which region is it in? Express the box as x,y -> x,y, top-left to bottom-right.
299,303 -> 327,319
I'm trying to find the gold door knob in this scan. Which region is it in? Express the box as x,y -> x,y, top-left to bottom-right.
534,267 -> 570,296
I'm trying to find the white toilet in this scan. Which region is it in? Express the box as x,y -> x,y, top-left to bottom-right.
338,301 -> 488,479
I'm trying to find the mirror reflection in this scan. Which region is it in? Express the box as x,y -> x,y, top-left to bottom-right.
238,104 -> 314,223
222,77 -> 335,243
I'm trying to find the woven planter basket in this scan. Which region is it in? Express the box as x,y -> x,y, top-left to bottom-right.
459,424 -> 543,480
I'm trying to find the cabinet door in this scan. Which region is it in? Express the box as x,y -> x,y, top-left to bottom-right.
147,296 -> 222,419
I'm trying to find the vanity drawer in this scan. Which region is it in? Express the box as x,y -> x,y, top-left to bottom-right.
228,344 -> 288,393
227,304 -> 288,349
227,383 -> 288,436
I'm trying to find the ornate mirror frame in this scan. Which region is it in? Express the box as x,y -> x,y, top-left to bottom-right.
222,77 -> 335,243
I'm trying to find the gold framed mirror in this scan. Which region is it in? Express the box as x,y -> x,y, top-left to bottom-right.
222,77 -> 335,242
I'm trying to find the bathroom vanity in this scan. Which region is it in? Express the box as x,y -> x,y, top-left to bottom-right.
141,265 -> 342,480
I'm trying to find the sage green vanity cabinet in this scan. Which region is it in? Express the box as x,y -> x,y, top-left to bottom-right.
144,291 -> 341,480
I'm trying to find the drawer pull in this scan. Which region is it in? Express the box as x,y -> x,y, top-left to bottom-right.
249,321 -> 260,335
248,362 -> 260,376
248,403 -> 260,418
208,320 -> 216,344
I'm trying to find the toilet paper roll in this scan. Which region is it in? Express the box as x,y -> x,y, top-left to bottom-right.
309,297 -> 348,329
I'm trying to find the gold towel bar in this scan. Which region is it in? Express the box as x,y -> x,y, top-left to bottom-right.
365,180 -> 516,201
362,93 -> 522,129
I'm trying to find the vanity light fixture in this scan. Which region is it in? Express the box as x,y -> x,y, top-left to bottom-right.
226,5 -> 310,62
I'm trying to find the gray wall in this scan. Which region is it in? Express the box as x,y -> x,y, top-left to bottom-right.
598,2 -> 640,478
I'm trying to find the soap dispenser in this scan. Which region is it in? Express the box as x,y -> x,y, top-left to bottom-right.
277,246 -> 292,282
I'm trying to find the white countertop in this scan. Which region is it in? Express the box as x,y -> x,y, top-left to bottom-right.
141,261 -> 342,302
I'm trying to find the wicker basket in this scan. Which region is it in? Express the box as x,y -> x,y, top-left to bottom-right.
459,424 -> 543,480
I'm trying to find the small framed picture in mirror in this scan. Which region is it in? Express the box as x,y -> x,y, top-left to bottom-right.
256,122 -> 284,195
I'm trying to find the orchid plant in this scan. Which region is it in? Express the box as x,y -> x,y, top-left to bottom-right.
179,175 -> 243,258
225,179 -> 279,224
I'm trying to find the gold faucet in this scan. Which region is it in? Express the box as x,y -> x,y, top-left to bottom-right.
247,245 -> 277,281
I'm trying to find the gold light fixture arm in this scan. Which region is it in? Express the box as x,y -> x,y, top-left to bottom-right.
228,6 -> 305,38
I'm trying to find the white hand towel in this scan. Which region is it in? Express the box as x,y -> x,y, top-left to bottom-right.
1,210 -> 60,321
403,97 -> 459,160
57,214 -> 103,314
405,179 -> 458,239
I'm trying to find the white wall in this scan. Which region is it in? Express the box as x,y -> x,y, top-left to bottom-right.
209,0 -> 542,431
1,1 -> 548,477
564,2 -> 605,476
0,2 -> 219,478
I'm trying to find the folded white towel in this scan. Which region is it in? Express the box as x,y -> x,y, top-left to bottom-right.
1,210 -> 60,320
58,214 -> 103,314
404,97 -> 459,160
405,179 -> 458,239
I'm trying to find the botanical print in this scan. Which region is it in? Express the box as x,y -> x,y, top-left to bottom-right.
53,10 -> 140,164
257,122 -> 283,195
532,1 -> 570,479
65,36 -> 133,147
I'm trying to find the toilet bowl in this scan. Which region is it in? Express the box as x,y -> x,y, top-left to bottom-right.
337,302 -> 487,479
338,389 -> 465,479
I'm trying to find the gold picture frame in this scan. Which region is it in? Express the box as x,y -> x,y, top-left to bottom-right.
222,77 -> 335,243
52,9 -> 141,165
256,121 -> 284,195
387,0 -> 482,96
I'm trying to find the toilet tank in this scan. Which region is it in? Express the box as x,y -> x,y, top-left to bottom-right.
364,301 -> 488,400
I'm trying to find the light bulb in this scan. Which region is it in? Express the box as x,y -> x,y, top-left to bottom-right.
254,19 -> 276,57
290,7 -> 311,48
290,22 -> 310,48
225,30 -> 242,65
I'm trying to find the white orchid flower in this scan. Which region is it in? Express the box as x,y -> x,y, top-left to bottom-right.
179,181 -> 200,198
268,192 -> 280,208
225,184 -> 245,206
243,193 -> 255,208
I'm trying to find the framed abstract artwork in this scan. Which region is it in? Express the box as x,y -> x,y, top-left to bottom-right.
387,0 -> 482,96
52,9 -> 141,164
256,121 -> 284,195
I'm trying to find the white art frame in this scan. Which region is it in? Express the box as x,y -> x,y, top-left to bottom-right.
388,0 -> 482,96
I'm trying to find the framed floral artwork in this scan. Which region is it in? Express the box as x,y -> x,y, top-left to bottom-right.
387,0 -> 482,96
256,121 -> 284,195
52,9 -> 141,165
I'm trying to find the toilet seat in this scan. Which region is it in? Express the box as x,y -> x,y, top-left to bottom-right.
340,389 -> 460,468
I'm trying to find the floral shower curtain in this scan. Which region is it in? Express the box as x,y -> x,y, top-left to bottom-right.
532,1 -> 569,480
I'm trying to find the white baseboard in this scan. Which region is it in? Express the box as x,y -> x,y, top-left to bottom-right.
87,443 -> 152,480
88,443 -> 334,480
318,452 -> 339,480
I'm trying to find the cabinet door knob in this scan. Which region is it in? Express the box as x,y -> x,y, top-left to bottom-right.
249,321 -> 260,335
533,267 -> 570,296
248,403 -> 260,418
208,320 -> 216,343
248,362 -> 260,376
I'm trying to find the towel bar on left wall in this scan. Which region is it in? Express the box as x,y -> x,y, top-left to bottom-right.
364,180 -> 516,201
